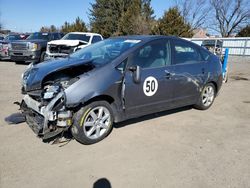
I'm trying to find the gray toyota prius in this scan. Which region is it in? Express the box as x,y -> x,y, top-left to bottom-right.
20,35 -> 223,144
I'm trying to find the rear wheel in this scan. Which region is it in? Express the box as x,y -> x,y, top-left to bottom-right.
223,71 -> 228,83
194,83 -> 216,110
71,101 -> 113,145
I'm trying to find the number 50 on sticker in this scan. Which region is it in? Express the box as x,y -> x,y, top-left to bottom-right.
143,76 -> 158,96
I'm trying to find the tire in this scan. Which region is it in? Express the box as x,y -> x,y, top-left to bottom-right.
40,51 -> 46,62
15,61 -> 25,64
71,101 -> 114,145
194,83 -> 216,110
223,71 -> 228,83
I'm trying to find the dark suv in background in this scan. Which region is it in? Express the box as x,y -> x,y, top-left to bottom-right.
9,32 -> 63,64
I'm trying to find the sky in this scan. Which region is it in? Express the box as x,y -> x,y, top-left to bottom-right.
0,0 -> 174,32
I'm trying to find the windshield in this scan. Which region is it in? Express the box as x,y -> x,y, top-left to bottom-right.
4,35 -> 22,41
27,32 -> 49,40
70,38 -> 141,66
62,33 -> 90,43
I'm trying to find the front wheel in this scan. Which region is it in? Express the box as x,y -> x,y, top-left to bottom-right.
71,101 -> 114,145
40,51 -> 46,62
194,83 -> 216,110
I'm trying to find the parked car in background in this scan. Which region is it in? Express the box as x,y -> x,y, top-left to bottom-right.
0,34 -> 23,60
45,32 -> 103,59
20,36 -> 223,144
9,32 -> 64,64
201,39 -> 223,56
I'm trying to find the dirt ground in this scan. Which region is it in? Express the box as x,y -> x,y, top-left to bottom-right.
0,57 -> 249,188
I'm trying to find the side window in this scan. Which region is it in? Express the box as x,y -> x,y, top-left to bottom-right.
92,36 -> 102,43
200,48 -> 211,61
50,33 -> 56,40
59,33 -> 64,39
133,40 -> 171,69
174,40 -> 202,64
54,33 -> 61,40
116,59 -> 128,73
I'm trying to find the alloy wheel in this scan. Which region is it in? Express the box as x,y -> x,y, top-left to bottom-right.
202,85 -> 215,107
83,106 -> 111,140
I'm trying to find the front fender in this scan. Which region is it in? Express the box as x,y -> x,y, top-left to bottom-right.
64,65 -> 122,107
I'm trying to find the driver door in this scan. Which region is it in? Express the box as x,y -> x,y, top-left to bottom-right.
124,39 -> 175,117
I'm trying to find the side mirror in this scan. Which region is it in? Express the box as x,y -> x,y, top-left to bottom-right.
129,65 -> 141,84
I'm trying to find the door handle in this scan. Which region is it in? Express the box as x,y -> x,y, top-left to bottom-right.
202,68 -> 205,74
164,70 -> 174,79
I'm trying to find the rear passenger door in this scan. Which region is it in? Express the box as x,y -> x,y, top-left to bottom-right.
171,39 -> 207,107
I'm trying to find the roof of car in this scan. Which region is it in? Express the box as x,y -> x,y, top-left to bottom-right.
110,35 -> 178,41
67,32 -> 102,36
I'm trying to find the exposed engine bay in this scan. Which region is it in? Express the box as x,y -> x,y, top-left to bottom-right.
20,62 -> 95,141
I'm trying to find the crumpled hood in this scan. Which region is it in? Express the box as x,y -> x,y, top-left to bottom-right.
48,40 -> 88,46
24,57 -> 94,91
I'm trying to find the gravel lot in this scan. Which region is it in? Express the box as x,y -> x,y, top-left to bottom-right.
0,57 -> 250,188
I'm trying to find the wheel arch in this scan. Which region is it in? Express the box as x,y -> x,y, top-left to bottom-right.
84,95 -> 115,105
207,81 -> 218,94
82,94 -> 123,123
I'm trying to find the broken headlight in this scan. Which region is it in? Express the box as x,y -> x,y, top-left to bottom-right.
43,85 -> 60,99
42,77 -> 79,99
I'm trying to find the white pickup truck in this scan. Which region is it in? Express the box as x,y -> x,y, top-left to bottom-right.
46,32 -> 103,59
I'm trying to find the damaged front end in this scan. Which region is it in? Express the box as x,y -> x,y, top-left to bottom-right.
21,84 -> 72,140
46,41 -> 87,60
20,58 -> 95,141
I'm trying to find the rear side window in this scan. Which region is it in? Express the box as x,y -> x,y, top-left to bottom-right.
52,33 -> 62,40
59,33 -> 64,39
174,40 -> 202,64
200,48 -> 211,61
92,36 -> 102,43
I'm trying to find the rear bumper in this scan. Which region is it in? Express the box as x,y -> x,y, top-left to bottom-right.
10,50 -> 40,63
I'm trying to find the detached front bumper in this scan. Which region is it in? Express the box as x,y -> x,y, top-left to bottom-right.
10,50 -> 40,63
20,92 -> 72,140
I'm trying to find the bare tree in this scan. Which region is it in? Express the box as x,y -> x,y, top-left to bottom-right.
210,0 -> 250,37
174,0 -> 211,31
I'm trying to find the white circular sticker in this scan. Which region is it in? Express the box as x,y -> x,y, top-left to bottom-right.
143,76 -> 158,96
